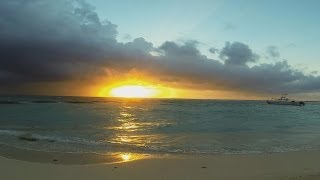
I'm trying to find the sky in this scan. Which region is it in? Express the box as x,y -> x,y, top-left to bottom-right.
0,0 -> 320,99
90,0 -> 320,69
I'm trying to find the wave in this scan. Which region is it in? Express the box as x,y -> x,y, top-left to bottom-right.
0,130 -> 25,136
64,101 -> 94,104
0,100 -> 109,104
0,97 -> 127,104
31,100 -> 58,103
1,129 -> 319,155
0,100 -> 58,104
0,100 -> 21,104
0,129 -> 101,146
0,129 -> 188,154
63,100 -> 119,104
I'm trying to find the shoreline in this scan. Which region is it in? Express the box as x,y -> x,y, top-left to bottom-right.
0,144 -> 153,165
1,151 -> 320,180
2,143 -> 320,166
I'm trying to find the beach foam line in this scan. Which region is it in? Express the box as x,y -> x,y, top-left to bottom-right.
0,129 -> 103,146
0,129 -> 185,154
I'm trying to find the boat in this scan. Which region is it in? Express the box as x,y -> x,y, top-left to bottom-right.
266,94 -> 305,106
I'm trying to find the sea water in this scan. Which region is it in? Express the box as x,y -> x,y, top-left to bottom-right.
0,96 -> 320,158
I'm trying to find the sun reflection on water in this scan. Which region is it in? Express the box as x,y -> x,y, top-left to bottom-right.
104,103 -> 170,163
105,104 -> 172,133
113,152 -> 150,163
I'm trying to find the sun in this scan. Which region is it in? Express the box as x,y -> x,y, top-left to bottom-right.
120,153 -> 132,161
97,78 -> 176,98
109,85 -> 157,98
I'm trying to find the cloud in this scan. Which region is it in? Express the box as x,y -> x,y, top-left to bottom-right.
0,0 -> 119,83
209,48 -> 219,54
148,42 -> 320,94
219,42 -> 259,66
123,37 -> 154,54
1,0 -> 320,96
266,46 -> 280,58
122,34 -> 132,41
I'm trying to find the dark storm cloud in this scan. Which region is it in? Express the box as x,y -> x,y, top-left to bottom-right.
266,46 -> 280,58
1,0 -> 320,95
151,42 -> 320,93
0,0 -> 119,83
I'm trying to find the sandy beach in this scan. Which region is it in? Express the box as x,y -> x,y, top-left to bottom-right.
1,151 -> 320,180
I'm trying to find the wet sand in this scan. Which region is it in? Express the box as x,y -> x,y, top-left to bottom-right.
1,151 -> 320,180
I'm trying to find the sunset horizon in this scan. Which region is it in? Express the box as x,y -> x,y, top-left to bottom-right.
1,0 -> 320,100
1,1 -> 320,180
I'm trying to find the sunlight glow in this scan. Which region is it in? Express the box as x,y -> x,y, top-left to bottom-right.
109,85 -> 157,98
120,153 -> 132,161
97,78 -> 176,98
116,152 -> 148,162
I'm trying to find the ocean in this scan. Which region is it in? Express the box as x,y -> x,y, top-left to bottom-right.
0,96 -> 320,163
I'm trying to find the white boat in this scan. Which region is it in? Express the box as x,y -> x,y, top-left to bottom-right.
266,94 -> 305,106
